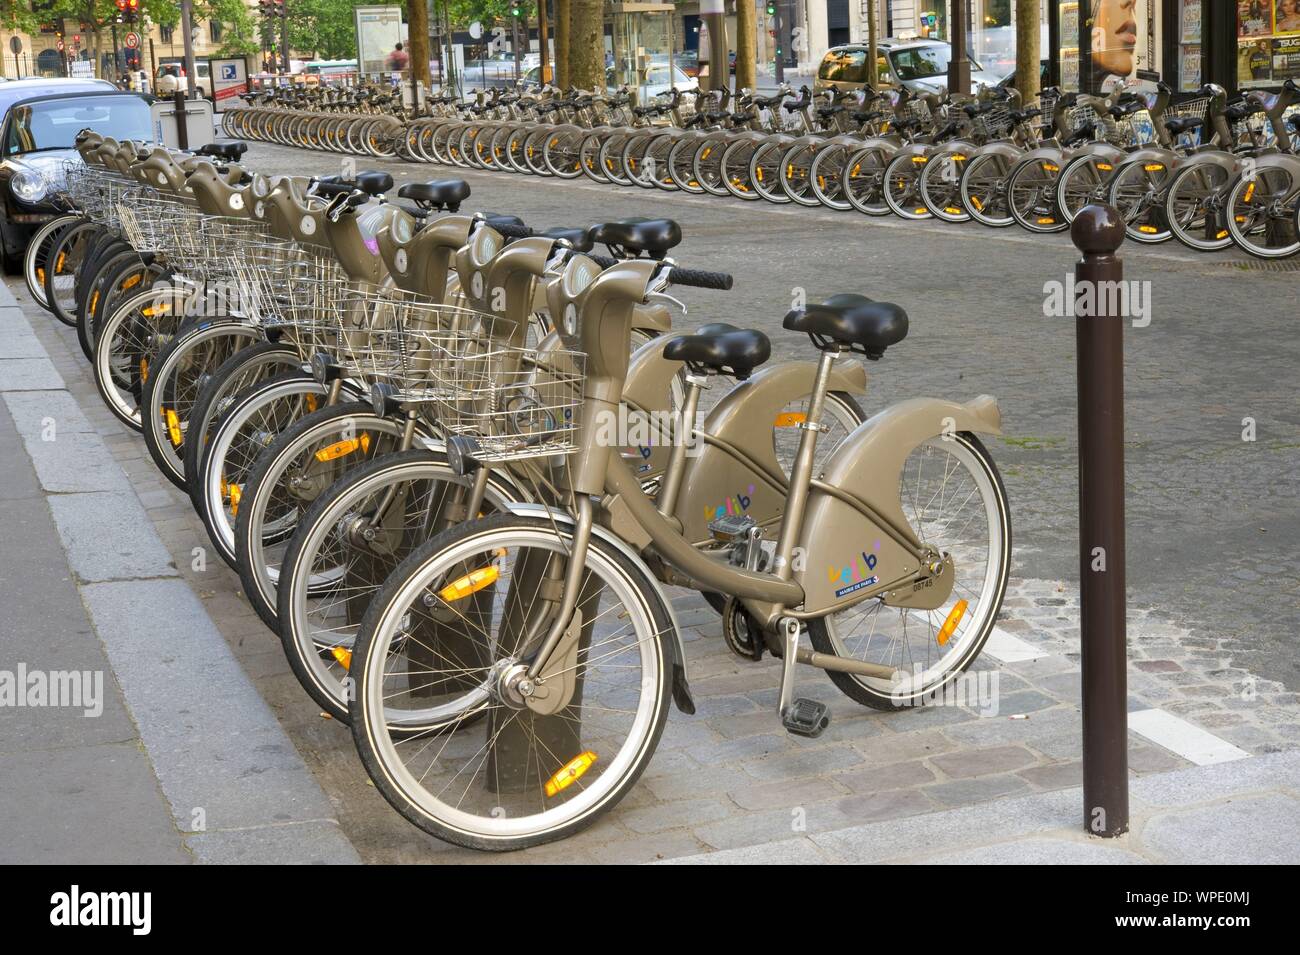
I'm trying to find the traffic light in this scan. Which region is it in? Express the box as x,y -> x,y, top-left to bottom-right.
766,1 -> 777,15
126,0 -> 138,23
509,0 -> 524,16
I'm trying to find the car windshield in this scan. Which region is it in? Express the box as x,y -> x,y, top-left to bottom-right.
4,94 -> 151,156
890,45 -> 982,80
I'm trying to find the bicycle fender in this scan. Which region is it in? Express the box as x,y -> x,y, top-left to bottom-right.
795,395 -> 1001,613
1172,150 -> 1241,177
500,502 -> 696,716
967,139 -> 1023,163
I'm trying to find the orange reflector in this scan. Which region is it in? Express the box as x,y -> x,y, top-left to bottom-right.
944,206 -> 962,214
915,208 -> 927,215
774,412 -> 806,428
36,267 -> 45,284
1042,162 -> 1059,172
949,154 -> 967,162
304,394 -> 318,412
139,357 -> 149,383
314,433 -> 371,462
90,290 -> 99,314
911,156 -> 928,164
756,167 -> 764,181
851,162 -> 862,176
701,147 -> 712,160
164,408 -> 182,447
438,565 -> 499,602
1037,217 -> 1057,225
1216,229 -> 1229,239
1138,225 -> 1158,234
121,273 -> 143,291
228,483 -> 242,516
545,751 -> 598,797
937,599 -> 969,647
55,251 -> 66,272
330,646 -> 352,670
971,196 -> 984,210
1244,182 -> 1256,203
1096,162 -> 1113,171
1143,163 -> 1165,172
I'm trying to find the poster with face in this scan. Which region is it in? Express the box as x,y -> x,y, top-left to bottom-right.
1089,0 -> 1148,93
1239,37 -> 1275,83
1277,0 -> 1300,34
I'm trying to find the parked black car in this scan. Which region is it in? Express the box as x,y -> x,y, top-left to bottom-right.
0,83 -> 149,273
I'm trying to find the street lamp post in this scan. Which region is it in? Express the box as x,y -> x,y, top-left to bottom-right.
947,0 -> 972,94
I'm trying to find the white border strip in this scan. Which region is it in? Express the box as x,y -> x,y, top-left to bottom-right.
1128,708 -> 1250,766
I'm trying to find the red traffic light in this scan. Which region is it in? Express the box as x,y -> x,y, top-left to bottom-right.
127,0 -> 139,8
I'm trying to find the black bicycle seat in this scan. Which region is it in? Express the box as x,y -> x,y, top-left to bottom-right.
355,171 -> 393,196
1164,116 -> 1203,136
483,213 -> 526,229
591,218 -> 682,259
197,141 -> 248,162
662,327 -> 771,380
311,175 -> 351,198
783,294 -> 908,360
538,226 -> 594,252
398,179 -> 470,211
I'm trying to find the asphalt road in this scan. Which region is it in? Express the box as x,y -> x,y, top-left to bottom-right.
232,139 -> 1300,691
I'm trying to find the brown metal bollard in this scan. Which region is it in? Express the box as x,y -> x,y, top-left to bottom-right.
1072,204 -> 1130,838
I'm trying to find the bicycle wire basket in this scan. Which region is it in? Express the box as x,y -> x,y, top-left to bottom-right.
1165,96 -> 1210,146
362,301 -> 585,462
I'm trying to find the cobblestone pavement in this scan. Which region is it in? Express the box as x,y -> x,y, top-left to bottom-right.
13,129 -> 1299,862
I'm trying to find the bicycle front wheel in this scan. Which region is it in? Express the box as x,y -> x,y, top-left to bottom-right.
350,512 -> 674,851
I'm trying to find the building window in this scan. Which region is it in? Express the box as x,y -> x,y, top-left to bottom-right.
210,20 -> 223,43
160,24 -> 173,42
1237,1 -> 1300,88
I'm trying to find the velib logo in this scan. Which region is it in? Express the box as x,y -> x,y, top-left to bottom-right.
50,886 -> 151,936
705,484 -> 755,524
829,543 -> 881,598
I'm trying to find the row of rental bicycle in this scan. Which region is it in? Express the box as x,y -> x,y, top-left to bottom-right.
27,131 -> 1012,851
222,77 -> 1300,260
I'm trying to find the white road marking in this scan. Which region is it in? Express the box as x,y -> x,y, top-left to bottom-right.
1127,708 -> 1250,766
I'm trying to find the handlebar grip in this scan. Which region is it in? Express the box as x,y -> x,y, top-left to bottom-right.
493,222 -> 534,238
667,267 -> 733,291
587,254 -> 620,268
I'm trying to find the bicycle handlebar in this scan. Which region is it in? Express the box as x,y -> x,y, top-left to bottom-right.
663,267 -> 733,291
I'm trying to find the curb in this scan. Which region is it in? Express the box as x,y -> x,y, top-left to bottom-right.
0,280 -> 359,864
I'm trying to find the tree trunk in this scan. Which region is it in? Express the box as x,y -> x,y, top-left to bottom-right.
866,0 -> 878,87
568,0 -> 602,92
554,0 -> 571,88
408,0 -> 431,86
735,0 -> 756,91
1015,0 -> 1041,104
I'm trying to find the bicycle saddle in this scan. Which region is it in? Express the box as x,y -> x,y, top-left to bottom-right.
398,179 -> 470,211
355,171 -> 394,196
662,324 -> 771,380
591,218 -> 682,259
538,226 -> 595,252
482,213 -> 526,229
197,141 -> 248,162
783,294 -> 908,360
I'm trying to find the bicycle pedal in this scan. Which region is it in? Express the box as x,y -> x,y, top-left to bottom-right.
781,698 -> 830,738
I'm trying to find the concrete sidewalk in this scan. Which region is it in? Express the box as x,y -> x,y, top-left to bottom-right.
659,748 -> 1300,864
0,280 -> 358,864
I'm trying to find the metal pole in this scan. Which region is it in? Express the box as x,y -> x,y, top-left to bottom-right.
538,0 -> 549,84
180,0 -> 198,96
1072,203 -> 1130,839
111,23 -> 120,81
947,0 -> 971,94
773,4 -> 784,84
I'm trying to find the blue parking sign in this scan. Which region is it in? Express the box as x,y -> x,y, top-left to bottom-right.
220,64 -> 237,80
